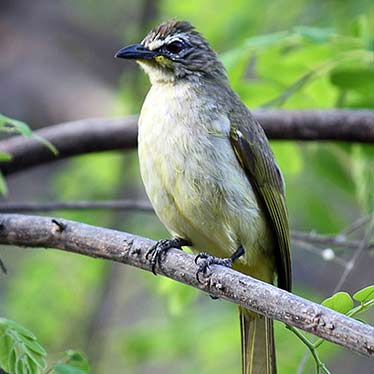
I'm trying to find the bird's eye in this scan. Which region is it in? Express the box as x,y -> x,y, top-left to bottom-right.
165,40 -> 184,54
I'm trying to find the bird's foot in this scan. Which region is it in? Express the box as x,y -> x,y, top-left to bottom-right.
146,237 -> 191,275
194,246 -> 245,283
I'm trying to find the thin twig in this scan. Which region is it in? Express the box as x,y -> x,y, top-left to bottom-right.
341,214 -> 374,236
291,230 -> 374,251
297,214 -> 374,373
294,240 -> 348,267
286,325 -> 332,374
333,215 -> 374,293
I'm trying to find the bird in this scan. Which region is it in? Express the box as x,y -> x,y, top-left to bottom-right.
115,20 -> 291,374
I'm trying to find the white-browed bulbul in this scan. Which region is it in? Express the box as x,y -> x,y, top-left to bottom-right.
115,20 -> 292,374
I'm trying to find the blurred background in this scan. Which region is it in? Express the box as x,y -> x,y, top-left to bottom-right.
0,0 -> 373,373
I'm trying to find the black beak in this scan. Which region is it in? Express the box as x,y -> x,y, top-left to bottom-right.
115,44 -> 156,60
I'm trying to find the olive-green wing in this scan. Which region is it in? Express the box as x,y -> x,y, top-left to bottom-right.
229,115 -> 292,291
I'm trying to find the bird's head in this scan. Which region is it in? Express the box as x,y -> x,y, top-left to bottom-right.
115,20 -> 227,84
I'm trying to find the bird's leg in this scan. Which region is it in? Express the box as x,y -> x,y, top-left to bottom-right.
146,237 -> 191,275
195,246 -> 245,283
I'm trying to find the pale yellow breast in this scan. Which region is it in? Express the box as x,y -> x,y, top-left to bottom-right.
138,82 -> 274,280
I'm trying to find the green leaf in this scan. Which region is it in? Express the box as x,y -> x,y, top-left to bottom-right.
65,350 -> 84,361
53,363 -> 88,374
0,113 -> 58,155
16,357 -> 26,374
22,337 -> 47,356
0,319 -> 47,374
294,26 -> 336,43
330,67 -> 374,95
0,172 -> 7,196
3,319 -> 37,340
28,357 -> 38,374
0,114 -> 32,137
0,153 -> 12,162
353,285 -> 374,303
351,15 -> 371,49
23,345 -> 47,369
322,291 -> 354,314
64,350 -> 90,371
8,348 -> 17,374
349,301 -> 374,316
0,333 -> 12,371
245,30 -> 290,49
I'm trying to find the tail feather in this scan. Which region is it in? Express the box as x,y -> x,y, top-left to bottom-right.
239,306 -> 276,374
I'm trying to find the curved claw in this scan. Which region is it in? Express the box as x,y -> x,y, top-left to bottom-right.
194,252 -> 209,265
195,256 -> 213,283
146,241 -> 167,275
146,238 -> 189,275
194,247 -> 245,284
145,245 -> 155,261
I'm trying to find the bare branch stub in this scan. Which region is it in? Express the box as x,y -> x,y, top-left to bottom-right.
291,230 -> 374,251
0,213 -> 373,357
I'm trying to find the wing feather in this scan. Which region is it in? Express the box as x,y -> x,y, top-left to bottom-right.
229,116 -> 292,291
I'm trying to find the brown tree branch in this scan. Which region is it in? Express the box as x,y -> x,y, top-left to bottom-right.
0,201 -> 372,252
0,213 -> 373,357
0,117 -> 138,176
254,109 -> 374,142
0,109 -> 373,175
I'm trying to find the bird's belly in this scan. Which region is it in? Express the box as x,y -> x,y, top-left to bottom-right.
139,131 -> 272,272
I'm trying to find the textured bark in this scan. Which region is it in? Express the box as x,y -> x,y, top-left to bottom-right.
0,117 -> 138,175
254,109 -> 374,142
0,201 -> 372,252
1,109 -> 373,175
0,213 -> 373,357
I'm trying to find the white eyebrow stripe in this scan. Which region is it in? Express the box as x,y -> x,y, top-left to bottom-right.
146,34 -> 188,51
167,34 -> 185,43
147,39 -> 164,50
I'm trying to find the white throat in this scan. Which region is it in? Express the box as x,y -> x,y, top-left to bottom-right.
137,60 -> 176,84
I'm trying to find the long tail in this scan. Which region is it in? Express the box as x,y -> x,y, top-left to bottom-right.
239,306 -> 276,374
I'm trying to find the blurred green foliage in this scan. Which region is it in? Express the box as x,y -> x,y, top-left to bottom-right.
1,1 -> 373,373
0,114 -> 57,195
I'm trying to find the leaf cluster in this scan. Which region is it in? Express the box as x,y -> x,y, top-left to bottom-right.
0,319 -> 89,374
